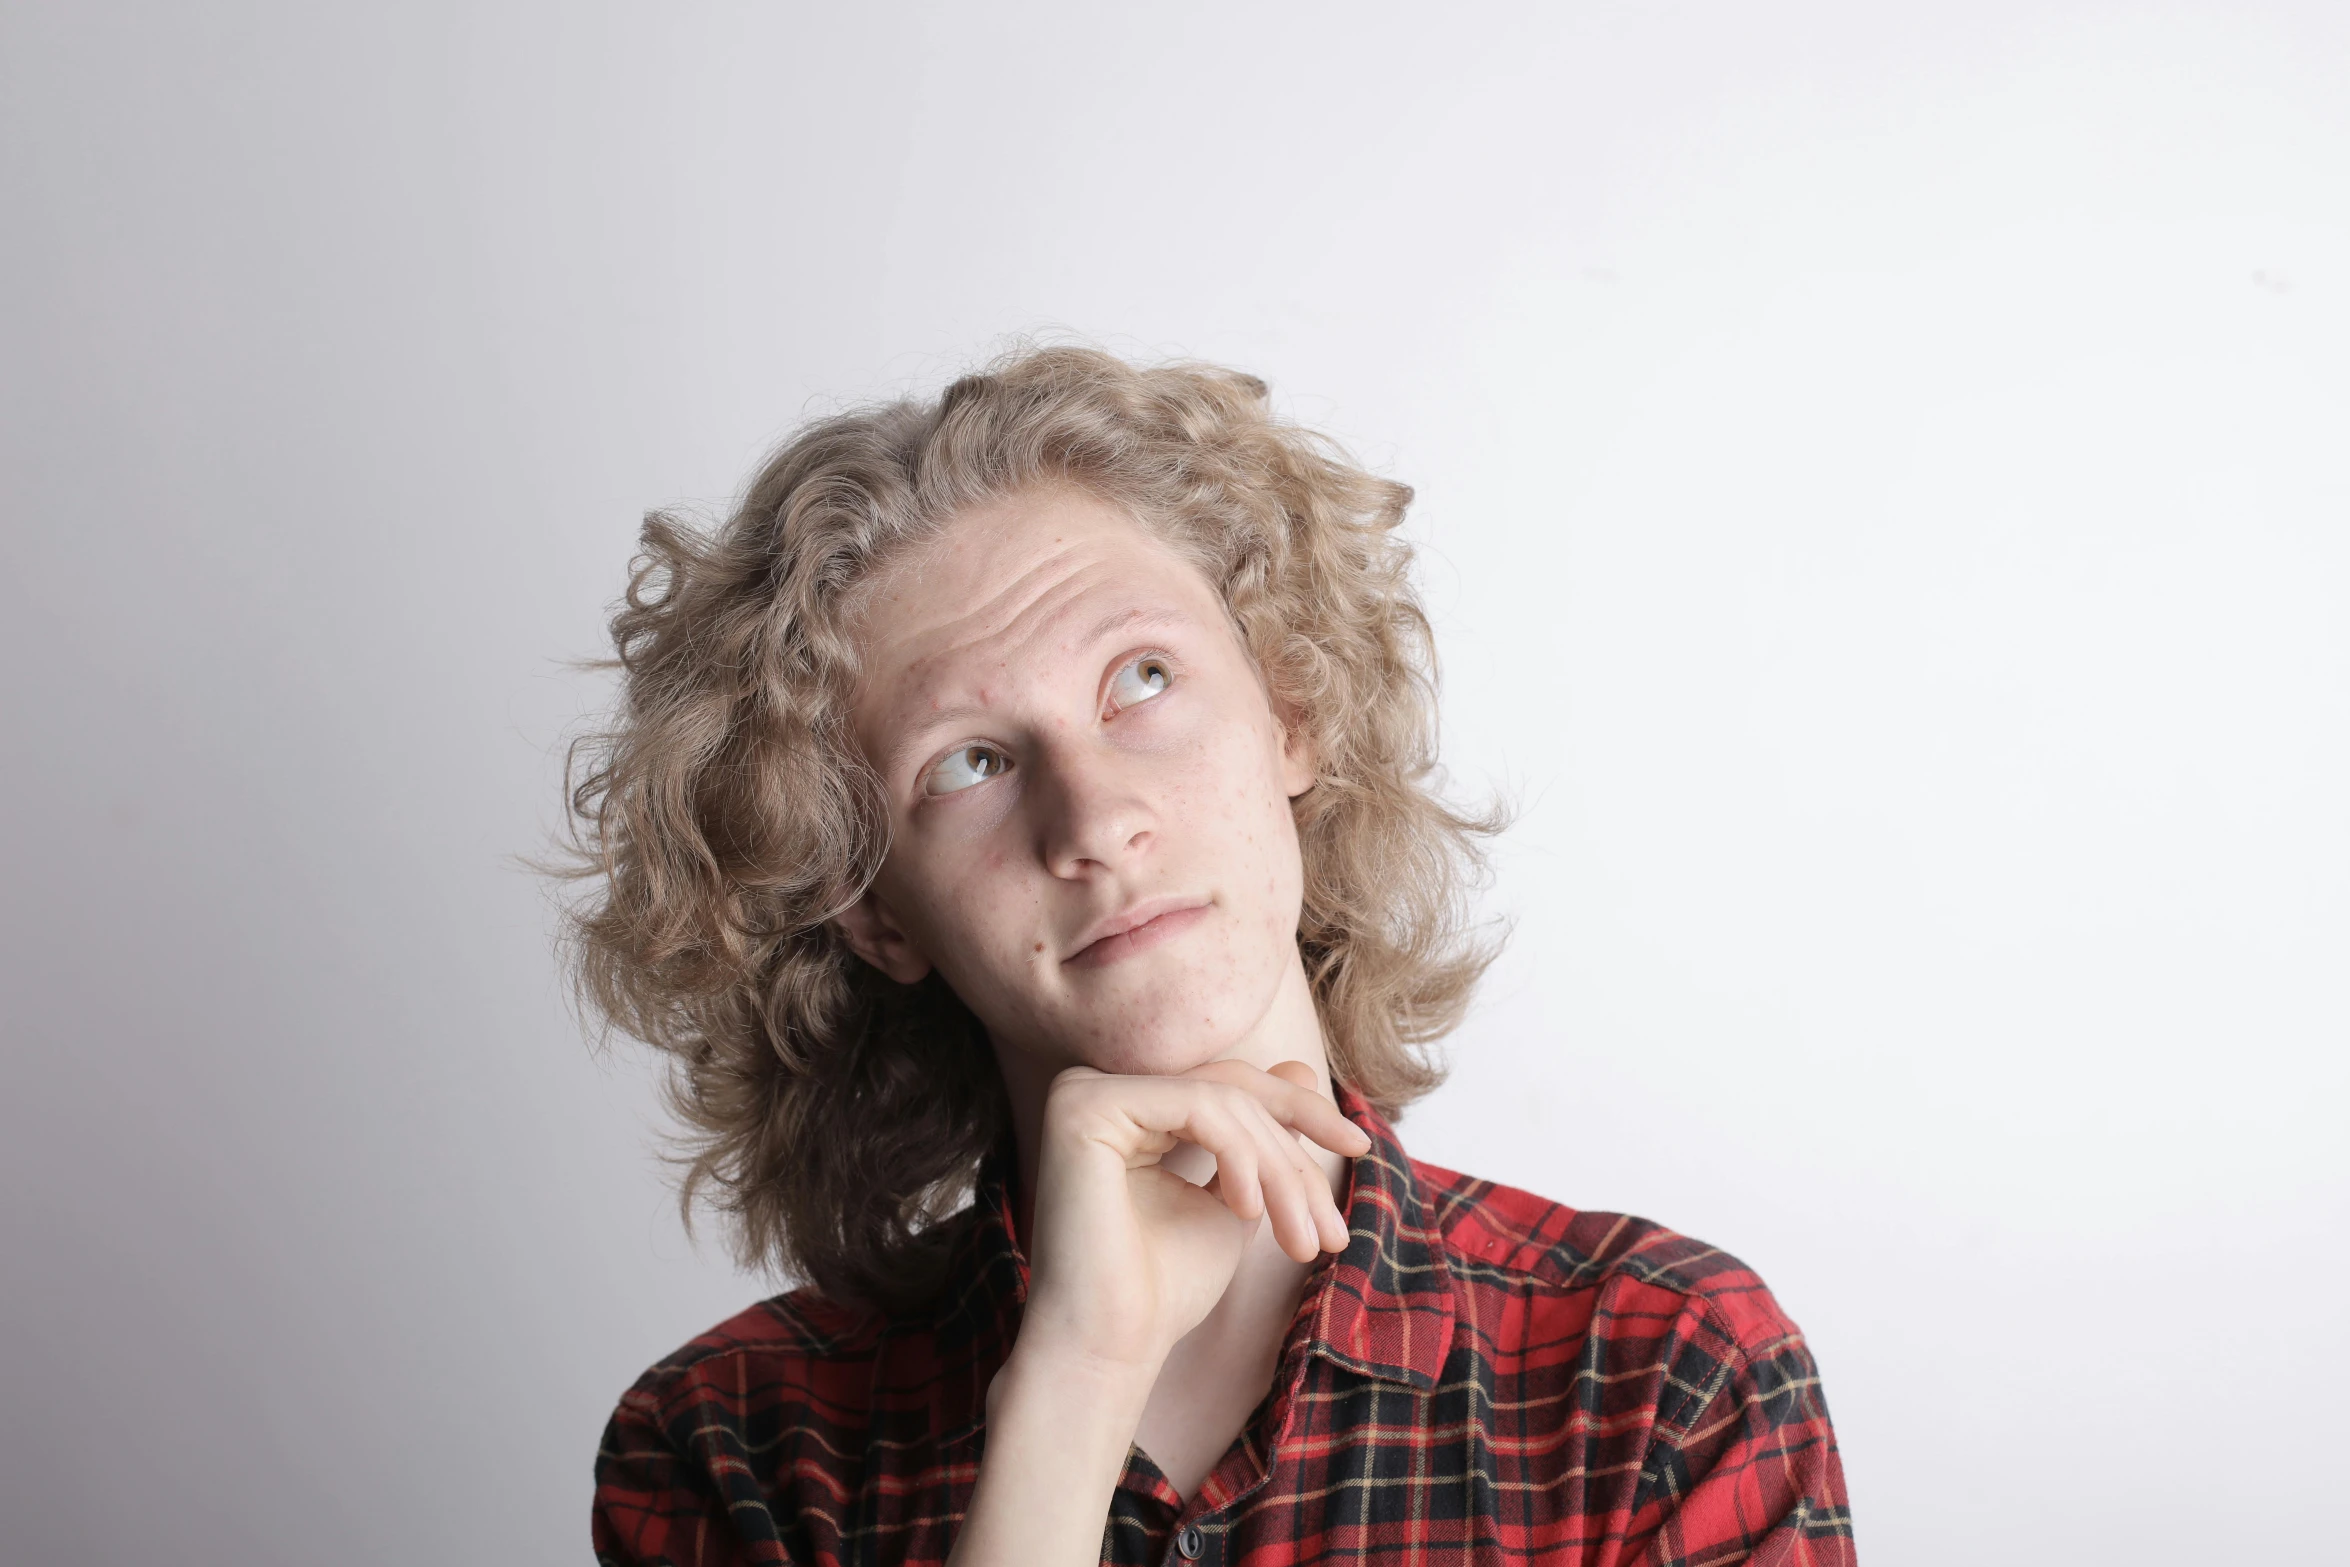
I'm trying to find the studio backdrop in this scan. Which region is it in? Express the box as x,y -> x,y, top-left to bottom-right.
3,3 -> 2345,1563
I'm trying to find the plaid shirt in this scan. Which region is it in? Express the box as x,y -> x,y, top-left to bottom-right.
594,1087 -> 1855,1565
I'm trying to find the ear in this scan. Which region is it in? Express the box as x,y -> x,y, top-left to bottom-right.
830,889 -> 935,985
1278,714 -> 1319,799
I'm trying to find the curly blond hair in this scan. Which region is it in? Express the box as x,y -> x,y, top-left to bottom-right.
564,346 -> 1501,1309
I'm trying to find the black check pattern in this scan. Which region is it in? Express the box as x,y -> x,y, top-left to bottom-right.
596,1088 -> 1855,1565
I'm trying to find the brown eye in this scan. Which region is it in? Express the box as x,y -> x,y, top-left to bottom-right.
1108,654 -> 1172,711
923,743 -> 1012,796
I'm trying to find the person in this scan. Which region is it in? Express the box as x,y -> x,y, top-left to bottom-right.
567,347 -> 1855,1566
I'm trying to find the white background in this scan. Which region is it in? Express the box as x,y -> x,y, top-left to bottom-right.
4,3 -> 2345,1562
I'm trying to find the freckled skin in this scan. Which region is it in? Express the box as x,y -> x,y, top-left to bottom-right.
833,486 -> 1322,1118
828,489 -> 1368,1541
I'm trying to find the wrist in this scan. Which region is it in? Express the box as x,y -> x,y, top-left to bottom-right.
991,1331 -> 1160,1426
950,1341 -> 1156,1567
1011,1280 -> 1178,1383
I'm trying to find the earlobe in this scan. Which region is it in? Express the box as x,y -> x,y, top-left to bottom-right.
831,892 -> 935,985
1279,721 -> 1319,799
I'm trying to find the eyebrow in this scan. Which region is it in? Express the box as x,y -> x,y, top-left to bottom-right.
875,605 -> 1194,782
1080,605 -> 1187,649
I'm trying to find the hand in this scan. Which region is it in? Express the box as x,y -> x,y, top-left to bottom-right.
1016,1058 -> 1373,1377
946,1060 -> 1368,1567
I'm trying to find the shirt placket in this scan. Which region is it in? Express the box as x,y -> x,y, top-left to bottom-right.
1146,1336 -> 1321,1567
1143,1115 -> 1403,1567
1104,1446 -> 1184,1564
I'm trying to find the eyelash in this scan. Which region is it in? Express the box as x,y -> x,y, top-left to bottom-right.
916,651 -> 1178,800
1104,650 -> 1176,716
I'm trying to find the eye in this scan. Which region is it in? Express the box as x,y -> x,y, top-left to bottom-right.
922,743 -> 1013,797
1107,653 -> 1173,714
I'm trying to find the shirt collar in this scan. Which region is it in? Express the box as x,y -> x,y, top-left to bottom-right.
929,1079 -> 1456,1443
1301,1083 -> 1457,1391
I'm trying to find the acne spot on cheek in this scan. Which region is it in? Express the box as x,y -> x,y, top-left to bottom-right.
1033,942 -> 1045,954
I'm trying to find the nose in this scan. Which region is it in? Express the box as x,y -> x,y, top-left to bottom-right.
1034,737 -> 1155,879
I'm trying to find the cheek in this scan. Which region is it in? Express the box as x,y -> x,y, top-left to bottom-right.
1196,724 -> 1306,898
879,845 -> 1022,965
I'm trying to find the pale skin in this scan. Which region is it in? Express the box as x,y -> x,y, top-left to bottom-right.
831,485 -> 1371,1565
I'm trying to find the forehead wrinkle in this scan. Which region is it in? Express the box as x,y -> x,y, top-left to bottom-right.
864,546 -> 1148,775
900,544 -> 1106,681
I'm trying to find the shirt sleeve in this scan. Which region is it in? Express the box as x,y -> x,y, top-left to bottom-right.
1624,1320 -> 1856,1567
592,1388 -> 786,1567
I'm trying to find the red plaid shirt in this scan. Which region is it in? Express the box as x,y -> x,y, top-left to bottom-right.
594,1088 -> 1855,1565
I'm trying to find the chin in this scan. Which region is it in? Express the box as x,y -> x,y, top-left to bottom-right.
975,929 -> 1294,1080
1062,991 -> 1250,1080
1073,1028 -> 1233,1078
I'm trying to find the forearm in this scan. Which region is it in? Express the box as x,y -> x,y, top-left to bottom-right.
947,1341 -> 1155,1567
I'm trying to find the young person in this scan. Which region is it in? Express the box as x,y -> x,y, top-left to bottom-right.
570,348 -> 1854,1566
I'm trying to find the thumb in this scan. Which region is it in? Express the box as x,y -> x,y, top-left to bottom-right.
1266,1059 -> 1321,1092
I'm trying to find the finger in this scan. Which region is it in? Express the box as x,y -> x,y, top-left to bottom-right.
1119,1061 -> 1366,1163
1276,1115 -> 1353,1255
1203,1061 -> 1372,1159
1241,1100 -> 1329,1263
1252,1096 -> 1351,1254
1252,1139 -> 1318,1262
1048,1071 -> 1357,1244
1200,1170 -> 1265,1238
1177,1066 -> 1360,1256
1187,1102 -> 1265,1223
1054,1073 -> 1273,1166
1287,1091 -> 1373,1159
1313,1154 -> 1353,1253
1219,1096 -> 1302,1258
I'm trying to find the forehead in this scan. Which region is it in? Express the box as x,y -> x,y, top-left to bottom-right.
849,486 -> 1228,719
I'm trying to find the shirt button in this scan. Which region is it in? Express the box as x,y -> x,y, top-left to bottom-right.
1176,1523 -> 1206,1560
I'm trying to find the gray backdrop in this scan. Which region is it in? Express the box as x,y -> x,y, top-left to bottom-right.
4,3 -> 2345,1562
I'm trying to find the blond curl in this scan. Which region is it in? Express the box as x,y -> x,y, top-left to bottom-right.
563,346 -> 1503,1309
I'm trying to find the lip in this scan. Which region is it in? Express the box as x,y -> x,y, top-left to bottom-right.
1064,895 -> 1213,968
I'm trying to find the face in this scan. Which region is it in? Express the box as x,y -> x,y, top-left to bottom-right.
835,486 -> 1317,1083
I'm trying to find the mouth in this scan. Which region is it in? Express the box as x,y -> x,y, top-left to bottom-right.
1064,895 -> 1213,969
